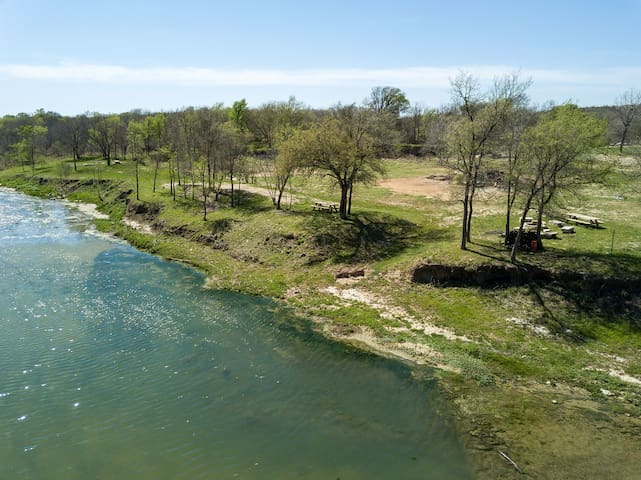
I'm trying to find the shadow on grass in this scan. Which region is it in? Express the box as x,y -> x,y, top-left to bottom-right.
466,242 -> 511,263
528,279 -> 641,342
302,211 -> 449,263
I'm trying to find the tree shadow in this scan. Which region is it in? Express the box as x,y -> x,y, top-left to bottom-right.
528,278 -> 641,342
217,189 -> 274,213
465,243 -> 511,263
301,211 -> 449,263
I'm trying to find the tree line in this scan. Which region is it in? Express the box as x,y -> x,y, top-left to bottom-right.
1,82 -> 639,261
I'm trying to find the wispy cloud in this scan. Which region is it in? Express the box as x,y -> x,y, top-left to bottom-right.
1,62 -> 639,89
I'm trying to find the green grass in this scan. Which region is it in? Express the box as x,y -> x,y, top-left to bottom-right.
3,152 -> 641,478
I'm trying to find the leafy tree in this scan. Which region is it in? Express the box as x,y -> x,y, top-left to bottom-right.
229,99 -> 248,133
331,105 -> 385,214
13,124 -> 48,172
367,86 -> 410,117
142,113 -> 167,192
510,104 -> 607,261
280,115 -> 382,219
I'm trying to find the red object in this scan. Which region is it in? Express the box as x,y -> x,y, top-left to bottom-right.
530,240 -> 538,252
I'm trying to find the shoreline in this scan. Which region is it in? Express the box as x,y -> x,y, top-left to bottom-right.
96,202 -> 641,479
3,176 -> 641,479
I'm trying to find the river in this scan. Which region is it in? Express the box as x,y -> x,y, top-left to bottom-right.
0,187 -> 473,479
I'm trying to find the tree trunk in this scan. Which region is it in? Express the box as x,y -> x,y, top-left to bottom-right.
460,181 -> 471,250
535,190 -> 545,251
135,158 -> 140,201
339,183 -> 349,219
202,188 -> 208,221
153,158 -> 160,193
347,183 -> 354,215
505,179 -> 513,241
510,193 -> 535,263
619,125 -> 629,153
466,165 -> 481,243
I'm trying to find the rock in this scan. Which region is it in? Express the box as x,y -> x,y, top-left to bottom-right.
335,267 -> 365,279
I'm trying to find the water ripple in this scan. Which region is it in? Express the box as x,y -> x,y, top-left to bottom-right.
0,188 -> 472,479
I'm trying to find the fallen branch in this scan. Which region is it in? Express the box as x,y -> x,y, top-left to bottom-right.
498,450 -> 523,474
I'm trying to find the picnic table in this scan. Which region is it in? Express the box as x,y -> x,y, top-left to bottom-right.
566,213 -> 602,228
312,202 -> 339,213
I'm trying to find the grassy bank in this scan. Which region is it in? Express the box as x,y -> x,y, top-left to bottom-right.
2,153 -> 641,479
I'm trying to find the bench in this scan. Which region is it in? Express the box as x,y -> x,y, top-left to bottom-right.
312,202 -> 338,213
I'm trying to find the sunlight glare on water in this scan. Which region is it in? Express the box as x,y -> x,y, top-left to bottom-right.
0,187 -> 473,479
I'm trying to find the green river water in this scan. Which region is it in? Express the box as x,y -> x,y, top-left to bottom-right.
0,188 -> 473,479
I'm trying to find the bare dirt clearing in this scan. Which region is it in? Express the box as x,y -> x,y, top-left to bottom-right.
378,175 -> 457,200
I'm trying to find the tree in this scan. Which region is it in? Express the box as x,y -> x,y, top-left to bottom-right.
399,103 -> 427,146
193,106 -> 228,200
367,86 -> 410,117
88,114 -> 121,166
281,115 -> 382,219
228,99 -> 248,133
503,106 -> 536,240
614,89 -> 641,153
247,96 -> 310,150
510,104 -> 607,262
423,107 -> 453,161
65,115 -> 89,171
13,124 -> 48,173
141,113 -> 167,192
446,72 -> 531,250
127,119 -> 146,200
218,123 -> 249,207
331,105 -> 385,214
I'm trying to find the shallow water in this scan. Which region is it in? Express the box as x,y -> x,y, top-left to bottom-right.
0,188 -> 473,479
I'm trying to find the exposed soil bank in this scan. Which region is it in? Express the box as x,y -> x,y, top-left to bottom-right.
412,262 -> 641,292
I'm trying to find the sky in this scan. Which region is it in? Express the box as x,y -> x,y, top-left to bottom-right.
1,0 -> 640,115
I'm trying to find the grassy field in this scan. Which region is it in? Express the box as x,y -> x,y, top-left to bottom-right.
2,150 -> 641,479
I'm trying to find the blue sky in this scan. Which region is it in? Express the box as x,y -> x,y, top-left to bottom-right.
1,0 -> 640,115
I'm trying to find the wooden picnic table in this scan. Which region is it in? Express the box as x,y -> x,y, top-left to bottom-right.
312,202 -> 338,213
566,213 -> 602,228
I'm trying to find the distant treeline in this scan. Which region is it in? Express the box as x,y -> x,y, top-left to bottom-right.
2,80 -> 639,262
0,88 -> 639,170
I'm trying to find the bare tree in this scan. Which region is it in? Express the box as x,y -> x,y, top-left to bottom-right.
65,115 -> 89,171
614,89 -> 641,153
446,72 -> 531,250
503,106 -> 536,240
88,114 -> 121,166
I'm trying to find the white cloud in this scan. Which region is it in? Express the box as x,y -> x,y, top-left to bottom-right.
1,62 -> 639,89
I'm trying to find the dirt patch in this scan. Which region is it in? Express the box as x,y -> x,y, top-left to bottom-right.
378,176 -> 458,200
64,201 -> 110,220
122,217 -> 154,234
